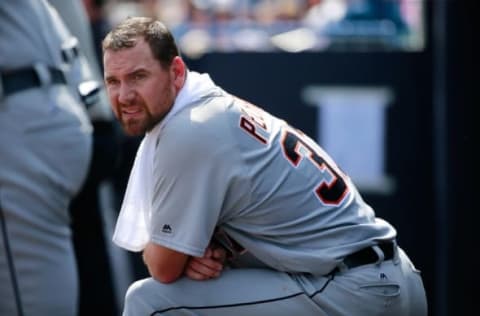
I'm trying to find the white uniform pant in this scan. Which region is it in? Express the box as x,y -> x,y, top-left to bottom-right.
121,247 -> 427,316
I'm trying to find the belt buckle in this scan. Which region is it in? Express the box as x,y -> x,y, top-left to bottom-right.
33,63 -> 52,87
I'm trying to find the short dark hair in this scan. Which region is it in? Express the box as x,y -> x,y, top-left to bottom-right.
102,17 -> 179,68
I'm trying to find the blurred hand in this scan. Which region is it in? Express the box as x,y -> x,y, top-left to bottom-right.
184,245 -> 227,281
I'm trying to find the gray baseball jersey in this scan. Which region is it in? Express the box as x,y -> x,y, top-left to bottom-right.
122,71 -> 427,316
0,1 -> 92,315
150,79 -> 395,275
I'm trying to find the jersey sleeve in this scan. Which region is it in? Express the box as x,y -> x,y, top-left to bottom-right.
148,105 -> 238,257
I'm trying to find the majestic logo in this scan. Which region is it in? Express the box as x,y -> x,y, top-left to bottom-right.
162,224 -> 172,234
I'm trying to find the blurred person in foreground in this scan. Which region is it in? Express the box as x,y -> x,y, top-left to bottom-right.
0,0 -> 93,315
103,16 -> 428,316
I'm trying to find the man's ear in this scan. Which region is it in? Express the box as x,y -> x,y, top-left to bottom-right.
171,56 -> 186,89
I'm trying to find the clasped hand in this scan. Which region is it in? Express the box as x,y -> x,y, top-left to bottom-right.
184,245 -> 227,281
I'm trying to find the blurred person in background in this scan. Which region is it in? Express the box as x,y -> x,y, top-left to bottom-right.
82,0 -> 113,72
82,0 -> 151,283
49,0 -> 127,314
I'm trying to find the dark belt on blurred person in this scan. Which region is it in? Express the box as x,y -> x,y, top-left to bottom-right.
333,241 -> 396,274
0,64 -> 67,99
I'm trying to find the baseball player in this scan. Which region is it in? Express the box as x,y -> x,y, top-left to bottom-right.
1,0 -> 94,315
103,17 -> 428,316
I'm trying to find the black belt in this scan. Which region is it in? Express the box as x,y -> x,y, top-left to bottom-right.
336,241 -> 395,272
1,66 -> 66,98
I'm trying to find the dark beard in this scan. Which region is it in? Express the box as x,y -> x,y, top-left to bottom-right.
144,107 -> 172,133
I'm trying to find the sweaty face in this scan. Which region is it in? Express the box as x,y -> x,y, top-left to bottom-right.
103,38 -> 181,136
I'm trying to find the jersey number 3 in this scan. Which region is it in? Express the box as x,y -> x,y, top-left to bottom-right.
281,130 -> 349,206
238,101 -> 349,206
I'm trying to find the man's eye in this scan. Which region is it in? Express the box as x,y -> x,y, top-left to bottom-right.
134,73 -> 145,80
106,79 -> 119,86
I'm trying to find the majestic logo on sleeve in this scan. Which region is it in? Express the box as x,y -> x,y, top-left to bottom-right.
161,224 -> 172,234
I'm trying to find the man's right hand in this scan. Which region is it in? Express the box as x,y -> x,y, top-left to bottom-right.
184,245 -> 226,281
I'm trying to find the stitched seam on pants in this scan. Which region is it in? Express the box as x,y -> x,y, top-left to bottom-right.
150,291 -> 306,315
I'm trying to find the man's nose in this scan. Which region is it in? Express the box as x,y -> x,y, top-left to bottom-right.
118,83 -> 134,104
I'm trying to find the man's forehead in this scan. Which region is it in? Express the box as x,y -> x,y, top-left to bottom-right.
105,38 -> 150,57
104,42 -> 156,74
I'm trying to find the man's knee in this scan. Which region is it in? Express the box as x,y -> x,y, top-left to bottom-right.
123,278 -> 178,315
123,279 -> 152,315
